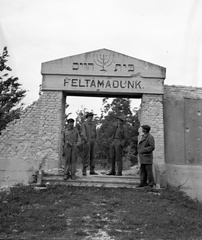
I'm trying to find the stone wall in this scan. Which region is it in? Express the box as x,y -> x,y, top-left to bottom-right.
140,94 -> 164,164
164,85 -> 202,165
163,84 -> 202,201
164,84 -> 202,100
0,91 -> 65,187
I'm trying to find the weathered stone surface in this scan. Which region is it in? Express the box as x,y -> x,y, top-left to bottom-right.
166,164 -> 202,201
139,94 -> 165,166
163,85 -> 202,200
0,91 -> 65,186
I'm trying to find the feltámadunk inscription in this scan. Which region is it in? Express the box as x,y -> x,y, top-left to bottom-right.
64,77 -> 142,90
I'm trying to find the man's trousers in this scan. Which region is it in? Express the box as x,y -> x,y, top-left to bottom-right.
139,164 -> 155,186
64,145 -> 78,176
82,139 -> 95,171
109,139 -> 123,174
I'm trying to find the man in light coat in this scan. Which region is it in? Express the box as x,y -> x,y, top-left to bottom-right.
138,125 -> 155,187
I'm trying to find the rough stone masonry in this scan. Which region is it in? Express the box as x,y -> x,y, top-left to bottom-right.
0,91 -> 65,186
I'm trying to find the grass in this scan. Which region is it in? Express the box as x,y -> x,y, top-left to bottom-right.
0,184 -> 202,240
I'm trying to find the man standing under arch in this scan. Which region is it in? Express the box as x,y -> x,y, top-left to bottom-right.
81,112 -> 98,176
107,116 -> 128,176
63,118 -> 81,180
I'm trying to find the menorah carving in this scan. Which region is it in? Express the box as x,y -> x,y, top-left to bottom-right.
93,54 -> 114,71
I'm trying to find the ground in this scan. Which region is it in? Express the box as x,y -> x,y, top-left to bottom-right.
1,184 -> 202,240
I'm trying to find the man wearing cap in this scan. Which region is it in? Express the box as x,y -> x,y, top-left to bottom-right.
107,116 -> 128,176
138,125 -> 155,187
63,118 -> 81,180
81,112 -> 98,176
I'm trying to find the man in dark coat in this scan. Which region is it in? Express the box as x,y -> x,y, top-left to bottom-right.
107,116 -> 128,176
81,112 -> 98,176
138,125 -> 155,187
63,118 -> 81,180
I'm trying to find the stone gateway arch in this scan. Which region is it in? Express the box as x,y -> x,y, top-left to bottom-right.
0,49 -> 202,201
41,48 -> 166,180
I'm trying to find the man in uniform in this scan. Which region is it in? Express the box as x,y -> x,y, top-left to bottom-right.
138,125 -> 155,187
107,116 -> 128,176
81,112 -> 98,176
63,118 -> 81,180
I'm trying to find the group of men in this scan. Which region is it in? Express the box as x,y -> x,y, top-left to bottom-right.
62,112 -> 155,188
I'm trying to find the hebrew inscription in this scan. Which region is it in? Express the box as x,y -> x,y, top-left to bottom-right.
72,54 -> 135,72
114,63 -> 134,72
72,62 -> 135,72
72,62 -> 94,70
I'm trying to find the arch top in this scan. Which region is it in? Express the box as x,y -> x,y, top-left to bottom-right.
41,48 -> 166,95
42,48 -> 166,78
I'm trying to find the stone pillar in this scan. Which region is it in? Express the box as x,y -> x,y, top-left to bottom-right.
37,91 -> 65,170
139,94 -> 166,187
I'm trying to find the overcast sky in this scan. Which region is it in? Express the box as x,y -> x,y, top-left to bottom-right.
0,0 -> 201,118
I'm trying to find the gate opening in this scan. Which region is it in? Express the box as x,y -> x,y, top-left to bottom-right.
61,95 -> 141,175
